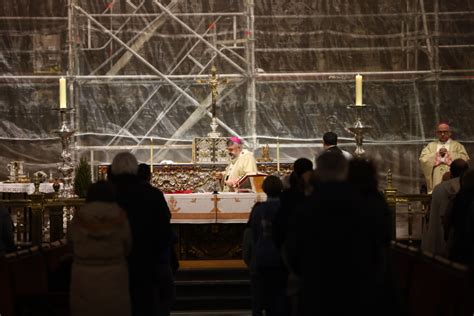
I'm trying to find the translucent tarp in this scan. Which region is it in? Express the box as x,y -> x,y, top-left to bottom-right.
0,0 -> 473,193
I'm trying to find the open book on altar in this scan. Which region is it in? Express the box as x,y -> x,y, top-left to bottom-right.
236,172 -> 268,193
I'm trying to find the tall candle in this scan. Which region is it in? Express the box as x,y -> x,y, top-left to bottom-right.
59,77 -> 67,109
355,74 -> 363,106
276,137 -> 280,172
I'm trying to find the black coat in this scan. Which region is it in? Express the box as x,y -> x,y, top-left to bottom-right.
285,181 -> 384,315
111,175 -> 171,281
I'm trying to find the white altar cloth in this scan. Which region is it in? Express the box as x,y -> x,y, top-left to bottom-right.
0,182 -> 57,195
165,192 -> 266,224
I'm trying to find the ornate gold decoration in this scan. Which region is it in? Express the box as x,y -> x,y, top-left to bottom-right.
151,165 -> 219,193
6,161 -> 28,183
97,163 -> 292,193
193,137 -> 230,163
257,144 -> 273,162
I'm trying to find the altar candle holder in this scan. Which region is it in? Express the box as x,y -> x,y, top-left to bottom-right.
347,104 -> 372,157
52,108 -> 76,198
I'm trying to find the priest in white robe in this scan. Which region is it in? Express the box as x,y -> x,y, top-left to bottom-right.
419,123 -> 469,193
218,137 -> 258,192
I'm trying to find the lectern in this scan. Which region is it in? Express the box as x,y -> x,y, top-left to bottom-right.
236,173 -> 268,193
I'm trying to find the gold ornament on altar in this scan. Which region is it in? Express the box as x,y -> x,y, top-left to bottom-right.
257,144 -> 273,162
6,161 -> 29,183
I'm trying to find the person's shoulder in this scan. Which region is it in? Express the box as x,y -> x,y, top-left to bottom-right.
241,149 -> 255,157
432,180 -> 451,196
450,139 -> 466,147
423,140 -> 437,147
143,183 -> 166,198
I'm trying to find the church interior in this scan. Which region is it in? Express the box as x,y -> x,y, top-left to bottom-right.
1,0 -> 473,315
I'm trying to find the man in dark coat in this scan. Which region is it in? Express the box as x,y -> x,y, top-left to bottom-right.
110,153 -> 172,316
285,152 -> 363,315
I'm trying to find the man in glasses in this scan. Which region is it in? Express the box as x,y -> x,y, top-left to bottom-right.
420,123 -> 469,193
215,136 -> 258,192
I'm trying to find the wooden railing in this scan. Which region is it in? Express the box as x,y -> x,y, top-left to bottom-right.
391,241 -> 473,315
384,169 -> 431,242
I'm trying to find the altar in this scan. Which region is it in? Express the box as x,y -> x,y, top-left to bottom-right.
165,192 -> 266,224
166,192 -> 266,259
131,164 -> 285,259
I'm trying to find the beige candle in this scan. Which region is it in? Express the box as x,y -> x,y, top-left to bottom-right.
59,77 -> 67,109
355,74 -> 363,106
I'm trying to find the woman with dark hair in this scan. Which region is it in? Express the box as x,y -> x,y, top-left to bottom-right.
275,158 -> 313,249
275,158 -> 313,316
69,181 -> 132,316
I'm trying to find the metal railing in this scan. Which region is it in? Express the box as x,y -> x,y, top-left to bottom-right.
0,181 -> 84,247
384,169 -> 431,243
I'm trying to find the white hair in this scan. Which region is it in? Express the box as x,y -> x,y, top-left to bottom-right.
111,152 -> 138,175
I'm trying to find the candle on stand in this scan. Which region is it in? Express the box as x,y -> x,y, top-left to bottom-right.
276,137 -> 280,172
59,77 -> 67,109
355,74 -> 363,106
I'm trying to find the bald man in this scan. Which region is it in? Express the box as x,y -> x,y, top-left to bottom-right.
419,123 -> 469,193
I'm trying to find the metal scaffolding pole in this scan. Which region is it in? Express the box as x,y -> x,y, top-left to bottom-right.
246,0 -> 257,150
105,19 -> 223,147
73,4 -> 202,108
106,0 -> 180,76
87,1 -> 178,75
153,0 -> 247,75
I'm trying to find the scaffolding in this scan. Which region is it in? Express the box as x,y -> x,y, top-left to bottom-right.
0,0 -> 473,191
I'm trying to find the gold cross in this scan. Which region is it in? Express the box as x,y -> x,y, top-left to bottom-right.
197,65 -> 228,118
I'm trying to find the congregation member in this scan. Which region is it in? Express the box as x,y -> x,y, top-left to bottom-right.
110,152 -> 172,316
250,175 -> 288,316
274,158 -> 313,316
242,206 -> 262,316
284,152 -> 368,315
449,169 -> 474,264
216,136 -> 258,191
419,123 -> 469,193
421,159 -> 469,256
69,181 -> 132,316
319,131 -> 352,161
347,159 -> 400,315
274,158 -> 313,249
137,162 -> 177,315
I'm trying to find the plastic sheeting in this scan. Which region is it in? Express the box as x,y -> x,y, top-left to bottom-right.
0,0 -> 473,193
